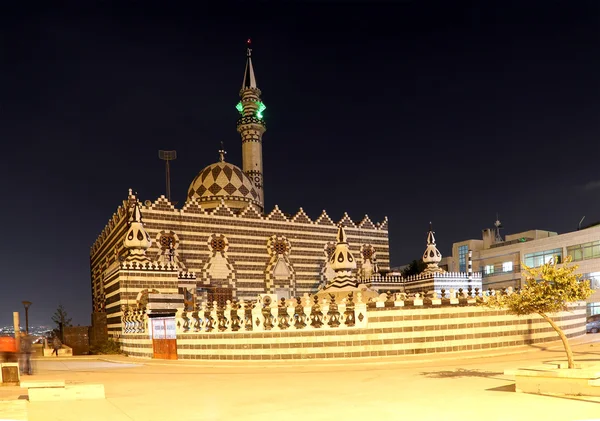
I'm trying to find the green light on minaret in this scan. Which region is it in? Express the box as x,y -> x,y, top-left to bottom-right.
256,101 -> 266,119
236,100 -> 266,119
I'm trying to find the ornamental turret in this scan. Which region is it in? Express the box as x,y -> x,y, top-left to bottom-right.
236,39 -> 266,211
123,193 -> 152,263
325,225 -> 358,289
421,222 -> 445,275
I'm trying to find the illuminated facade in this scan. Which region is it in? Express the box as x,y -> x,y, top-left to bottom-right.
444,222 -> 600,315
89,44 -> 390,335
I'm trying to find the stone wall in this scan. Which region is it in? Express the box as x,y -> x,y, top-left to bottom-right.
119,300 -> 587,360
90,196 -> 390,312
89,312 -> 108,348
121,335 -> 153,359
62,326 -> 90,355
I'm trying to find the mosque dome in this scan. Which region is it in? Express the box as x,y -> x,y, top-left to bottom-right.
187,151 -> 261,210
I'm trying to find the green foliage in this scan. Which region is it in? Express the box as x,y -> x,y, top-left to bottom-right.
479,256 -> 594,369
89,339 -> 123,355
51,304 -> 73,330
402,259 -> 426,277
481,256 -> 593,314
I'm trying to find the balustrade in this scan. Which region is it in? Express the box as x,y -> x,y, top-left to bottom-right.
123,287 -> 514,337
163,292 -> 368,334
121,307 -> 147,334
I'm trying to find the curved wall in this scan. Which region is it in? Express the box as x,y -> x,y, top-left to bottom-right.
120,302 -> 587,360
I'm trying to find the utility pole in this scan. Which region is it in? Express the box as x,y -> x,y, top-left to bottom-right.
158,150 -> 177,202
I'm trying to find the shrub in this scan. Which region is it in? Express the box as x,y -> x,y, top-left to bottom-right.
89,339 -> 124,355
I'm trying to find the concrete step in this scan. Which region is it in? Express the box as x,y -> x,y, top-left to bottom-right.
28,384 -> 105,402
20,380 -> 65,389
588,378 -> 600,386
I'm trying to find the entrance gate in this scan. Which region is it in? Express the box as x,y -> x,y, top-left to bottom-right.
150,317 -> 178,360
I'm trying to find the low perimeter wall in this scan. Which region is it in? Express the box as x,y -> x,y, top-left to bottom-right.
120,301 -> 587,360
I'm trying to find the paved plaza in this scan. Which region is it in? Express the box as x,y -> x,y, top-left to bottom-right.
1,337 -> 600,421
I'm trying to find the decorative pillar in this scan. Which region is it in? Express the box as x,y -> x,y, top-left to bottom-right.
467,249 -> 473,281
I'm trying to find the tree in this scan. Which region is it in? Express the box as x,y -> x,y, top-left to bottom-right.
52,304 -> 72,336
479,256 -> 593,369
402,259 -> 426,277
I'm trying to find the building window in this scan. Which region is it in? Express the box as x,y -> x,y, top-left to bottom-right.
484,265 -> 494,275
458,245 -> 468,272
581,272 -> 600,289
502,261 -> 513,272
567,240 -> 600,262
589,303 -> 600,318
524,248 -> 562,268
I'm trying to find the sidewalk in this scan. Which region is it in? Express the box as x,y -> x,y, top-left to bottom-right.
1,335 -> 598,421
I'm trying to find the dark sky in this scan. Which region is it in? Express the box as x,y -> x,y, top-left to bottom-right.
1,1 -> 599,327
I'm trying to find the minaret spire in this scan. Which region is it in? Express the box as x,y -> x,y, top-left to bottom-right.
237,38 -> 266,211
242,39 -> 257,90
426,221 -> 436,246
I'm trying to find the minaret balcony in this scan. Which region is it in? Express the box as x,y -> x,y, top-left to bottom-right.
239,87 -> 262,97
236,115 -> 267,129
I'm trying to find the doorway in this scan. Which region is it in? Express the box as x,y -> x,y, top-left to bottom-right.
150,316 -> 178,360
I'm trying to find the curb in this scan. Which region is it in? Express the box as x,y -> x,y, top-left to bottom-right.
97,335 -> 600,369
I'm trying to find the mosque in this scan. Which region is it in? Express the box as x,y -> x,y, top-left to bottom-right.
89,44 -> 391,335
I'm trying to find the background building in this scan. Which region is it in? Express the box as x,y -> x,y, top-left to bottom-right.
444,218 -> 600,316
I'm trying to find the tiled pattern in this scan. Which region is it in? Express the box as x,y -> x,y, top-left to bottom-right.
154,230 -> 186,267
119,303 -> 586,360
320,241 -> 336,288
104,264 -> 180,334
187,162 -> 261,208
265,235 -> 296,294
201,233 -> 237,293
90,197 -> 390,311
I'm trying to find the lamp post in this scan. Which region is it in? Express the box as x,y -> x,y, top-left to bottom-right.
22,301 -> 32,334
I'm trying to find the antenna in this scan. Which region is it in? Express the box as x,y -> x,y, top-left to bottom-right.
158,150 -> 177,202
579,216 -> 586,230
494,213 -> 503,243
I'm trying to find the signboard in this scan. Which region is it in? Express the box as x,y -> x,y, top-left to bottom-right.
148,293 -> 184,301
151,318 -> 166,339
151,317 -> 176,340
165,318 -> 176,339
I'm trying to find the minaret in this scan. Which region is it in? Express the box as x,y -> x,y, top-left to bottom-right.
123,199 -> 152,263
236,39 -> 266,210
422,222 -> 444,275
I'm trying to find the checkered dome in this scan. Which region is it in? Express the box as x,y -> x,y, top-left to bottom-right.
187,162 -> 260,207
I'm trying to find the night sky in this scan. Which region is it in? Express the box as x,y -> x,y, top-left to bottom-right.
1,1 -> 599,327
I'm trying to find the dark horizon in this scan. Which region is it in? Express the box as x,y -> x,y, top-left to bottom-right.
1,1 -> 599,327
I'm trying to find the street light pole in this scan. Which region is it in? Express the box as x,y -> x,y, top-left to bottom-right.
22,301 -> 32,334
